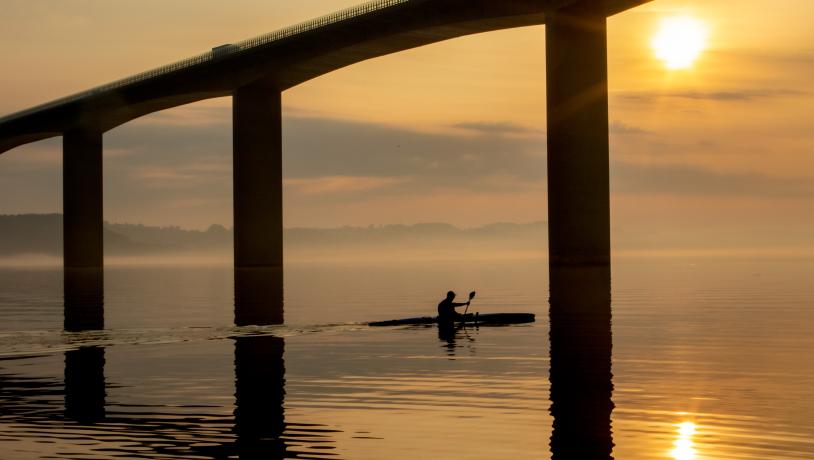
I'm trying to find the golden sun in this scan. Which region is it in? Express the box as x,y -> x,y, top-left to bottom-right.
652,16 -> 708,70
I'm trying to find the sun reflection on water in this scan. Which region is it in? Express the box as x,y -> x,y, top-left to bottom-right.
670,422 -> 697,460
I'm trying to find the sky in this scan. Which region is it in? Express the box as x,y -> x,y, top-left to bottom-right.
0,0 -> 813,251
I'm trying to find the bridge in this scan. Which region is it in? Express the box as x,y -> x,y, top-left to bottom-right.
0,0 -> 651,330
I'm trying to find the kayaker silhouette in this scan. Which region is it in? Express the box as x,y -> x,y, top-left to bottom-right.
368,291 -> 540,327
437,291 -> 471,321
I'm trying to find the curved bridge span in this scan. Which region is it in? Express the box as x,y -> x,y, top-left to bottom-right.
0,0 -> 651,330
0,0 -> 646,153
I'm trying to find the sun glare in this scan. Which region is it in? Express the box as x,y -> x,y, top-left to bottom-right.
670,422 -> 698,460
652,16 -> 708,70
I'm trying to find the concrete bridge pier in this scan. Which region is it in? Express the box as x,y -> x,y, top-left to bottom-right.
546,4 -> 611,268
63,128 -> 104,331
546,7 -> 614,454
233,81 -> 284,326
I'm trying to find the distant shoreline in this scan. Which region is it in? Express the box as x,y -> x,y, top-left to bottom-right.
2,214 -> 813,266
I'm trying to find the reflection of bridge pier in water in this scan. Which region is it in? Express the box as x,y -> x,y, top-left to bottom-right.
0,333 -> 336,457
233,336 -> 287,458
549,266 -> 614,460
233,335 -> 340,458
64,346 -> 106,424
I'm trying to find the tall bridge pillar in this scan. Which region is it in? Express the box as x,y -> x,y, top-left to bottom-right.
233,81 -> 284,326
546,9 -> 614,454
546,4 -> 611,267
63,128 -> 104,331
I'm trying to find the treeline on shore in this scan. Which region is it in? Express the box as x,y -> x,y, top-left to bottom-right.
0,214 -> 547,257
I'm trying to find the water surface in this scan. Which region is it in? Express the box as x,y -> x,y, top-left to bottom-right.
1,257 -> 813,459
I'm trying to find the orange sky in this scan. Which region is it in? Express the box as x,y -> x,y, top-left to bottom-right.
0,0 -> 813,251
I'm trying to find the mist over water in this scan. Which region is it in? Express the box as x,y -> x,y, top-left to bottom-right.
0,256 -> 813,459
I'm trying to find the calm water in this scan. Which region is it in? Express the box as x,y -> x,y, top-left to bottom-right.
1,257 -> 813,459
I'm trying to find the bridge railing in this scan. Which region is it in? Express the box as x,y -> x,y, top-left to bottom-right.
0,0 -> 410,124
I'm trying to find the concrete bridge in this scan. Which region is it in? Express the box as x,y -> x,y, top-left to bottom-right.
0,0 -> 650,330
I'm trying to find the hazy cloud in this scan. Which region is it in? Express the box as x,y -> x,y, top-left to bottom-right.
711,49 -> 814,67
285,176 -> 411,195
616,88 -> 804,103
109,110 -> 548,186
282,116 -> 546,183
129,160 -> 230,189
450,121 -> 543,136
2,108 -> 811,228
135,104 -> 230,126
612,160 -> 814,198
610,121 -> 651,136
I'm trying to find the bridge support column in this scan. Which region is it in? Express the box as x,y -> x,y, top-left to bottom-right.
546,5 -> 610,267
233,82 -> 284,326
63,128 -> 104,331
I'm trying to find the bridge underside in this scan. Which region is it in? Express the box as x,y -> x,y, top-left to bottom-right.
0,0 -> 650,329
0,0 -> 648,153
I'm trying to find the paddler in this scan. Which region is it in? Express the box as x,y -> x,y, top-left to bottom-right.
437,291 -> 470,322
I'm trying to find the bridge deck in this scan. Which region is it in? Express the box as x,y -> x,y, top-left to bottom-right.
0,0 -> 649,155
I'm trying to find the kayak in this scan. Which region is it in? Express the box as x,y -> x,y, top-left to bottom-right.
369,312 -> 535,327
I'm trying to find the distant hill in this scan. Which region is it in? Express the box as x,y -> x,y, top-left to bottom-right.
0,214 -> 547,259
0,214 -> 233,256
0,214 -> 64,256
